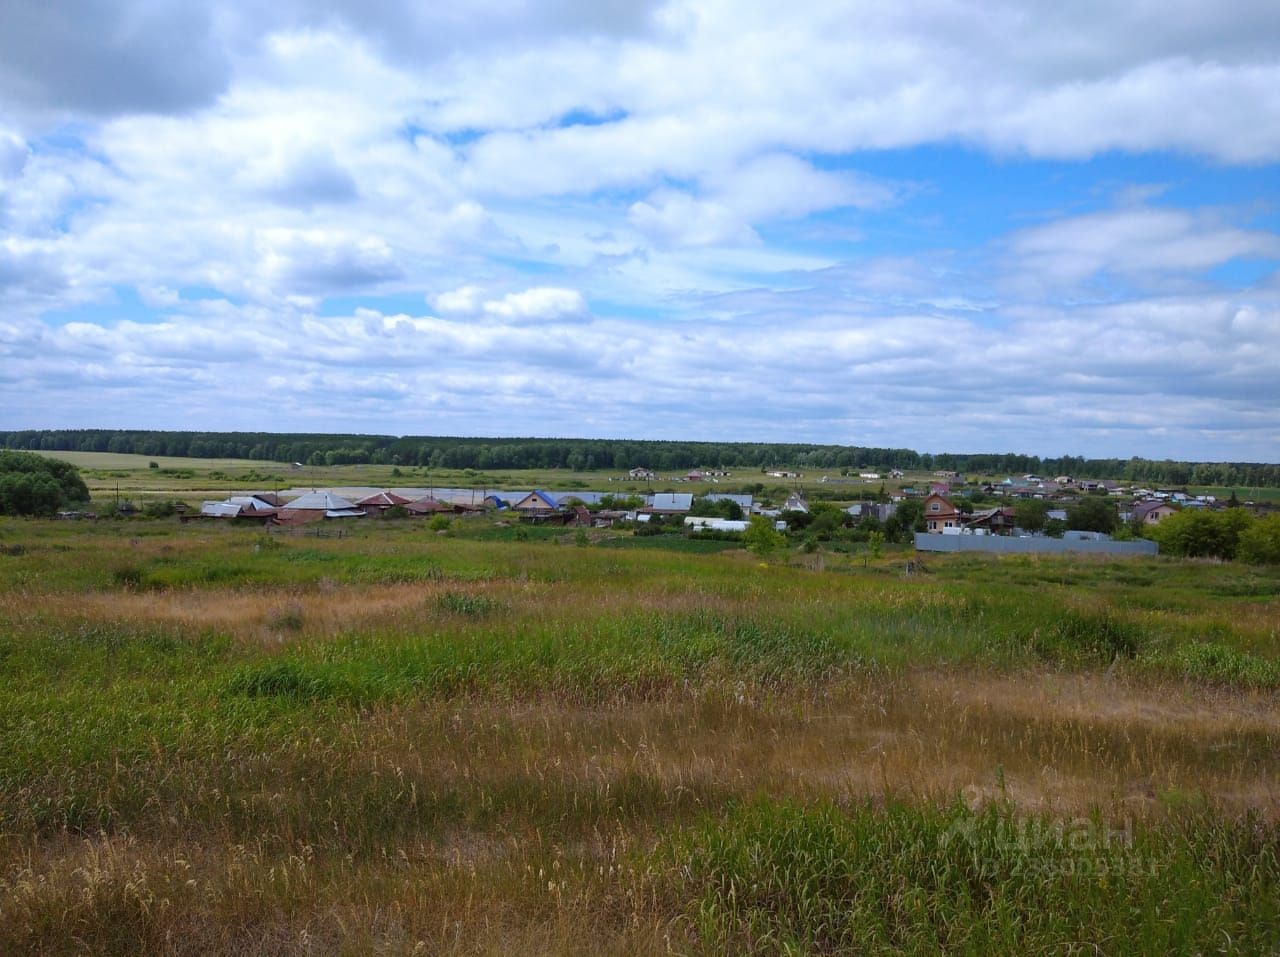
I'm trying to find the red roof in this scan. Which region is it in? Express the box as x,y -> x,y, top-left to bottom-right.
406,497 -> 452,514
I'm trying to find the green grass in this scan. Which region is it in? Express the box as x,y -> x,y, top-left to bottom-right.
1,517 -> 1278,953
652,798 -> 1279,955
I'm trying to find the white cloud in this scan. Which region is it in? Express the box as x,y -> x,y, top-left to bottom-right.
629,191 -> 758,248
0,128 -> 28,179
1007,206 -> 1280,290
0,2 -> 1278,458
434,284 -> 589,322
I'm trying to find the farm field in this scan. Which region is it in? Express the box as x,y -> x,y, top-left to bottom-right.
1,516 -> 1278,954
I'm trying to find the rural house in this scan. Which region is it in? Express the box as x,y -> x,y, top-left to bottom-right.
922,492 -> 960,532
1131,500 -> 1180,525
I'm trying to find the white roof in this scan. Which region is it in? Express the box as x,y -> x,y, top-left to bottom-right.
228,495 -> 276,511
282,491 -> 360,511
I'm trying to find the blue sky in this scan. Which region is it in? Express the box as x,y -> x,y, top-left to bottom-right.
0,0 -> 1278,460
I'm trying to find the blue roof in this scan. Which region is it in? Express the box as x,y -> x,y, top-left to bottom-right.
519,490 -> 560,509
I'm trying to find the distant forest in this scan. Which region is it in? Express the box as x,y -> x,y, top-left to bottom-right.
4,430 -> 1278,487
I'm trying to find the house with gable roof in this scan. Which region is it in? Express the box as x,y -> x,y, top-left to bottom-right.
513,490 -> 560,515
275,491 -> 365,525
921,492 -> 960,533
357,491 -> 413,515
1131,500 -> 1179,526
646,493 -> 693,514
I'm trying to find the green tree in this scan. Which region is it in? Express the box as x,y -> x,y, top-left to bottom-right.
1237,514 -> 1280,565
1013,499 -> 1049,533
743,515 -> 785,558
1065,497 -> 1117,533
864,530 -> 885,567
889,499 -> 924,539
1151,509 -> 1254,560
0,450 -> 89,515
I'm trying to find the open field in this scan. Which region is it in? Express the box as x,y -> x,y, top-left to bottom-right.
33,450 -> 1280,511
36,451 -> 279,472
1,516 -> 1278,954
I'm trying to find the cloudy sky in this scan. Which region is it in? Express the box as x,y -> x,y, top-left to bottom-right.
1,1 -> 1278,460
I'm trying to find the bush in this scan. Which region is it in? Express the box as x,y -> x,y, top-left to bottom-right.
743,515 -> 785,557
1237,514 -> 1280,565
0,450 -> 89,516
1150,508 -> 1254,560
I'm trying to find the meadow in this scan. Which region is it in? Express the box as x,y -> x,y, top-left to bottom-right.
0,515 -> 1277,954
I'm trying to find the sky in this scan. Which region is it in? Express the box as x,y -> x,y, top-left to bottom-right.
0,1 -> 1278,461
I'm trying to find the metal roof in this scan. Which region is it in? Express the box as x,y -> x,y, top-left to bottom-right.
701,493 -> 753,507
515,490 -> 560,509
281,491 -> 360,511
649,493 -> 693,511
356,491 -> 412,507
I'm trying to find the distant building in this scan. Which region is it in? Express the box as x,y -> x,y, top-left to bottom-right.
513,490 -> 560,515
356,491 -> 413,515
702,492 -> 753,513
646,493 -> 694,514
922,492 -> 960,533
275,491 -> 364,525
783,492 -> 809,513
1132,500 -> 1180,525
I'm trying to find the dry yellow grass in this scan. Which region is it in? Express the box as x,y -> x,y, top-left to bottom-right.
3,522 -> 1277,953
4,671 -> 1276,954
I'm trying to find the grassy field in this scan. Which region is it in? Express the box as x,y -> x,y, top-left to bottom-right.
0,515 -> 1278,954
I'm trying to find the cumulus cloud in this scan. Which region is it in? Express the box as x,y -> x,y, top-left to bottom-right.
0,1 -> 1278,457
4,281 -> 1276,456
434,285 -> 589,322
255,229 -> 402,294
1006,206 -> 1280,291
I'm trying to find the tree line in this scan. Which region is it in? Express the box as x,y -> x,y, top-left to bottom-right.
3,430 -> 1278,487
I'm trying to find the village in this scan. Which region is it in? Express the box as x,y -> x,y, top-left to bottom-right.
191,464 -> 1249,552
